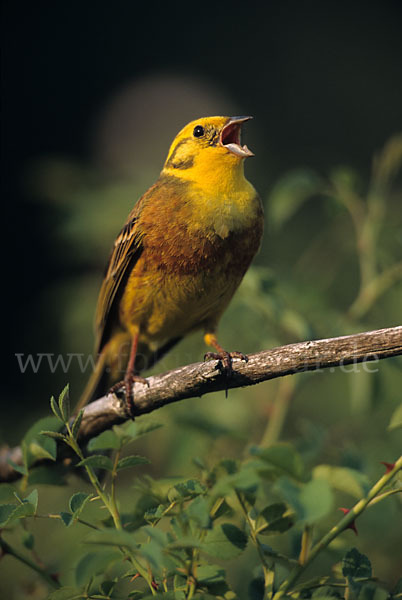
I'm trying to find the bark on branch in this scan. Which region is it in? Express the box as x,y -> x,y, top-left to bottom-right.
1,326 -> 401,482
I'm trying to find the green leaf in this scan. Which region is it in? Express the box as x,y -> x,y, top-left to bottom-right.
186,495 -> 211,529
299,479 -> 333,524
137,539 -> 166,573
210,498 -> 234,520
144,504 -> 166,523
69,492 -> 92,516
273,478 -> 301,518
260,502 -> 287,522
258,502 -> 293,534
75,550 -> 121,585
196,564 -> 229,596
313,465 -> 369,498
41,430 -> 66,441
268,169 -> 323,229
203,523 -> 247,559
342,548 -> 372,578
167,536 -> 203,551
23,416 -> 63,466
210,465 -> 260,500
71,409 -> 84,440
250,444 -> 306,481
0,504 -> 17,526
60,511 -> 73,527
58,384 -> 70,422
235,471 -> 260,506
133,475 -> 185,502
389,403 -> 402,431
3,489 -> 40,524
28,436 -> 57,462
77,455 -> 114,471
1,501 -> 36,526
275,477 -> 333,524
141,525 -> 169,546
359,585 -> 389,600
116,455 -> 150,471
7,459 -> 27,476
84,528 -> 138,550
11,502 -> 36,520
22,530 -> 35,550
196,565 -> 226,583
88,429 -> 121,451
50,395 -> 62,421
172,574 -> 187,593
168,479 -> 206,501
25,489 -> 38,512
100,581 -> 115,596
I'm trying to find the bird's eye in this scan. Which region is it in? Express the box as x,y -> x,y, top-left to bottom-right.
193,125 -> 205,138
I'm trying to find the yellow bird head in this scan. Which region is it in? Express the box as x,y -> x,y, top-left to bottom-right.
162,116 -> 254,187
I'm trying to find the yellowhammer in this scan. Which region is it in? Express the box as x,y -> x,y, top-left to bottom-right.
79,116 -> 264,414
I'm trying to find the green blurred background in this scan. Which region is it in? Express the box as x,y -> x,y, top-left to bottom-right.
1,0 -> 402,596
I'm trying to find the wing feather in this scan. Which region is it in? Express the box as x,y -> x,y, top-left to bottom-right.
94,200 -> 145,353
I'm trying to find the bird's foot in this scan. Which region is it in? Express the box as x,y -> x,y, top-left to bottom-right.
204,350 -> 248,377
110,373 -> 149,418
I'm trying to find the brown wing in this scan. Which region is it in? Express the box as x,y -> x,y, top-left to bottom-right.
94,199 -> 146,354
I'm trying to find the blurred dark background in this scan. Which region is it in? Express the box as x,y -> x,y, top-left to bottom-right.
1,1 -> 402,593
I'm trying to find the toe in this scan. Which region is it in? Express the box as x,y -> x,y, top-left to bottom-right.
230,351 -> 248,362
204,351 -> 221,361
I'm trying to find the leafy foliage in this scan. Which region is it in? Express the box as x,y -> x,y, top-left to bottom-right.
0,399 -> 400,599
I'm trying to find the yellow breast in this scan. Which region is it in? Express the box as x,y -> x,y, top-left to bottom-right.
118,177 -> 263,345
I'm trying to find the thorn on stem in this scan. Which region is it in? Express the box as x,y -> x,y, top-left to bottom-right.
381,461 -> 395,474
339,507 -> 358,535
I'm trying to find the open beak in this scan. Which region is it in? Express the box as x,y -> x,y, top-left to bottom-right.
219,116 -> 254,158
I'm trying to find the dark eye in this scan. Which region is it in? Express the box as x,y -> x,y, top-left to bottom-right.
193,125 -> 205,138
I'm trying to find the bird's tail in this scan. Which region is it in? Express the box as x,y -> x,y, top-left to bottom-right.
74,334 -> 183,414
74,350 -> 109,413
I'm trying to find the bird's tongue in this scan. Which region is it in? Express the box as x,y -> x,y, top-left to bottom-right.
220,122 -> 254,157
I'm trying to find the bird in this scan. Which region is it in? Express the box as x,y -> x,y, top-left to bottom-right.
77,115 -> 264,415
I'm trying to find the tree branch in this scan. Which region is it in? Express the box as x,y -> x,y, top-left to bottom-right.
1,326 -> 401,482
